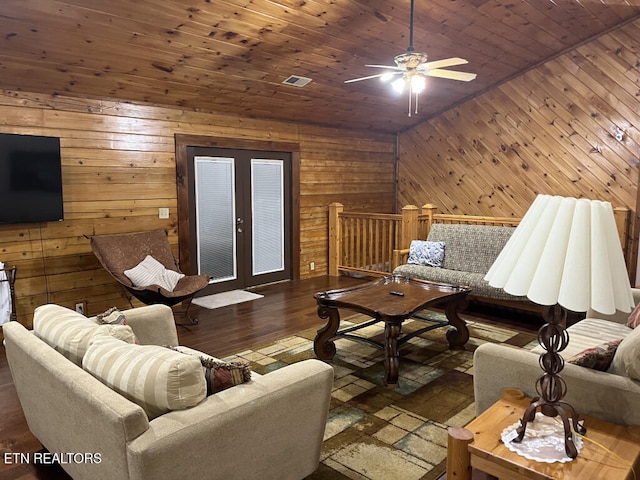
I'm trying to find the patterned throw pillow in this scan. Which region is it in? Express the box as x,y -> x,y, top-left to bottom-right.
627,303 -> 640,329
123,255 -> 185,292
83,336 -> 206,419
201,357 -> 252,395
94,309 -> 139,344
568,339 -> 622,371
95,307 -> 127,325
168,346 -> 252,395
407,240 -> 445,267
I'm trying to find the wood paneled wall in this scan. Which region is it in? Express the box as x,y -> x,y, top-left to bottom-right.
398,19 -> 640,279
0,90 -> 395,328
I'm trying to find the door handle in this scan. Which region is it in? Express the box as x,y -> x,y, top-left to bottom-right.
237,217 -> 244,233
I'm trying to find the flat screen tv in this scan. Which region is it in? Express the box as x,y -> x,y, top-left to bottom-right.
0,133 -> 64,224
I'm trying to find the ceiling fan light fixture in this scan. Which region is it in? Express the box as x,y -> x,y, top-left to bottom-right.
411,74 -> 426,93
391,77 -> 405,93
343,0 -> 475,116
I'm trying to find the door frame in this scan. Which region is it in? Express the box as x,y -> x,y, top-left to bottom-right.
175,134 -> 301,281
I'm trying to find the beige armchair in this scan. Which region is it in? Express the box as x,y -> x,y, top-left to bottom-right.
473,288 -> 640,427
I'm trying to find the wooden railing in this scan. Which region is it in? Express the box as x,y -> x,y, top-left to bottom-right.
328,203 -> 403,277
329,202 -> 633,279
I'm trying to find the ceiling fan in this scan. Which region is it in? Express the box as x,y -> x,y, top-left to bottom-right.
345,0 -> 477,116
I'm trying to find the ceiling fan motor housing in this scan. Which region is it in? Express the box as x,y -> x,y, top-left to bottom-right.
394,52 -> 429,69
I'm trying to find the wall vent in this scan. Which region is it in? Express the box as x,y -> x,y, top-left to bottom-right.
282,75 -> 312,87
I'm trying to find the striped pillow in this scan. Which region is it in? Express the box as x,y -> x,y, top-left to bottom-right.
123,255 -> 184,292
33,304 -> 138,365
83,336 -> 206,419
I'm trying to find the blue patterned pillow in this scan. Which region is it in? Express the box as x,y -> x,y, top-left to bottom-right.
407,240 -> 445,267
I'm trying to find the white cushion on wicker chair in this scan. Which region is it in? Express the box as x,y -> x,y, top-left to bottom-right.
124,255 -> 185,292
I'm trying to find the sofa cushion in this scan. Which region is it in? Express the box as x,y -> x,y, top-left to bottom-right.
426,224 -> 515,274
407,240 -> 445,267
124,254 -> 185,292
531,318 -> 632,360
608,324 -> 640,379
33,304 -> 138,365
169,346 -> 252,395
83,336 -> 206,419
567,339 -> 622,371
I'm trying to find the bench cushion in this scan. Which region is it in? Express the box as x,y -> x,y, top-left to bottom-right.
392,264 -> 525,301
426,224 -> 515,274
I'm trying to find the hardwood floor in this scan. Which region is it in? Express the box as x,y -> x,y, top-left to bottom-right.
177,275 -> 371,357
0,275 -> 540,480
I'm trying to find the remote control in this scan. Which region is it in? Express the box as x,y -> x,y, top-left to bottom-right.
389,291 -> 404,296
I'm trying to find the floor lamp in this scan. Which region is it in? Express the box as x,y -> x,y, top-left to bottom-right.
484,194 -> 634,458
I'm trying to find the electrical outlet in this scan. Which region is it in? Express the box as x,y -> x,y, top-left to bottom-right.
310,262 -> 315,271
75,302 -> 85,315
158,208 -> 170,219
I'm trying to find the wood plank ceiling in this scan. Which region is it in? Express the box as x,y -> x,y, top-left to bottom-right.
1,0 -> 639,134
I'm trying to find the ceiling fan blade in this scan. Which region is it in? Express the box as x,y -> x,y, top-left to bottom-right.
344,72 -> 400,83
421,57 -> 469,70
426,69 -> 477,82
364,64 -> 403,70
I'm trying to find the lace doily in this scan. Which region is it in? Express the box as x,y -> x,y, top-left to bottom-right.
501,412 -> 583,463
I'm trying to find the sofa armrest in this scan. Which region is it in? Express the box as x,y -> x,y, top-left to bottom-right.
392,248 -> 410,271
3,321 -> 150,480
124,304 -> 179,346
127,359 -> 334,480
473,343 -> 640,426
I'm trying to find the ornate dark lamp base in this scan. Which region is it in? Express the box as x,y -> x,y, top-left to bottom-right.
512,304 -> 586,458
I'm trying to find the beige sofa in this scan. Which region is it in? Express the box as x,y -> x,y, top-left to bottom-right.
473,288 -> 640,427
3,304 -> 334,480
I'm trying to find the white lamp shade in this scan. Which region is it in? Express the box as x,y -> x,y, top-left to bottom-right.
485,194 -> 634,315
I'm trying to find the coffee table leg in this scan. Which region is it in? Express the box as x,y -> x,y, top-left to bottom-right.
384,318 -> 402,385
314,305 -> 341,361
445,296 -> 470,349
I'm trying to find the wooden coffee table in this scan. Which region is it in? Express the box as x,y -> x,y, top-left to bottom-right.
313,275 -> 471,385
451,389 -> 640,480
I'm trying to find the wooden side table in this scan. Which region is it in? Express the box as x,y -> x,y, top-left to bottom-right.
448,390 -> 640,480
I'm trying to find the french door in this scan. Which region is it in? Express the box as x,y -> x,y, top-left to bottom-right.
187,147 -> 292,294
